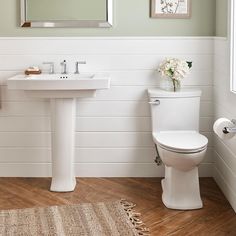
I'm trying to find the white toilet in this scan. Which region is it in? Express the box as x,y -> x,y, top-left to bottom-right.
148,88 -> 208,210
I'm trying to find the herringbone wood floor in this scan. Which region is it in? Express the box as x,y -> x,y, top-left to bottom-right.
0,178 -> 235,235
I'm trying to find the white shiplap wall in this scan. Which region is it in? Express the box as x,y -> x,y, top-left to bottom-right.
214,38 -> 236,211
0,37 -> 214,177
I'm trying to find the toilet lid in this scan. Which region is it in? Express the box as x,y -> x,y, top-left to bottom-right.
153,131 -> 208,152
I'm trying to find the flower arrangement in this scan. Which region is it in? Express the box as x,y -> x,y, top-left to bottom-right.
158,58 -> 192,92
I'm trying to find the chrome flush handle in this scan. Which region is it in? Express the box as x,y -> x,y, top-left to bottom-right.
149,99 -> 160,105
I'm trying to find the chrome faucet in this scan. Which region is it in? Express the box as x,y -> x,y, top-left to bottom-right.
43,62 -> 54,74
75,61 -> 86,74
61,60 -> 67,74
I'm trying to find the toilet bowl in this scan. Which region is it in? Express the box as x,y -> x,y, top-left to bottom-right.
153,131 -> 208,171
153,131 -> 208,210
148,89 -> 208,210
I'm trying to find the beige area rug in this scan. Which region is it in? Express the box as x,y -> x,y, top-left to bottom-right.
0,200 -> 149,236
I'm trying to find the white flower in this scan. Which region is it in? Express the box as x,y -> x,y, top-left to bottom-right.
158,58 -> 192,81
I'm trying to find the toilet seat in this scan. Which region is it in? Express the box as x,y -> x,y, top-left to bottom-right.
158,143 -> 206,154
153,131 -> 208,154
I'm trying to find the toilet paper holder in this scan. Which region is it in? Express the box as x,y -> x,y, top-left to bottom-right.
223,119 -> 236,134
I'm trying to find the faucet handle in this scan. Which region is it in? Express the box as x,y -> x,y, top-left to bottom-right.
43,62 -> 54,74
75,61 -> 86,74
77,61 -> 86,64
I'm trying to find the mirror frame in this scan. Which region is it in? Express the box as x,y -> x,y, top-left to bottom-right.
20,0 -> 113,28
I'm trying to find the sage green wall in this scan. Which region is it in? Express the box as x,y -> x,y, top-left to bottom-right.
0,0 -> 216,36
216,0 -> 228,37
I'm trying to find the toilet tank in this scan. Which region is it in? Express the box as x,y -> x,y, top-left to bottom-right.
148,89 -> 202,132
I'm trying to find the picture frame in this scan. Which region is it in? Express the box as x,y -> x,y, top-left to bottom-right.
151,0 -> 191,19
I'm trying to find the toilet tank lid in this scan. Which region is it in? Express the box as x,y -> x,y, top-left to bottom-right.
148,88 -> 202,98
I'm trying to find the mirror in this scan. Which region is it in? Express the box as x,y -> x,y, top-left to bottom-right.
21,0 -> 113,28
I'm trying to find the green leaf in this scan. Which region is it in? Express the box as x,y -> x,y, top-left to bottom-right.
187,61 -> 192,68
168,69 -> 174,76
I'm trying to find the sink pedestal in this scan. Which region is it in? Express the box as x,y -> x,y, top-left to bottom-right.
7,73 -> 110,192
50,98 -> 76,192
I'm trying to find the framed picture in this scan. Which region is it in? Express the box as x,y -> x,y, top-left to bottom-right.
151,0 -> 191,18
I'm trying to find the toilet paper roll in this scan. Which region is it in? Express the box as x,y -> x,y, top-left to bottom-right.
213,118 -> 236,140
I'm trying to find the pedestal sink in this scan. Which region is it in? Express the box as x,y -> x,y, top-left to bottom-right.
7,73 -> 110,192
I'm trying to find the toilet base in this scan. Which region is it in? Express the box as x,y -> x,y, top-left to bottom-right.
161,166 -> 203,210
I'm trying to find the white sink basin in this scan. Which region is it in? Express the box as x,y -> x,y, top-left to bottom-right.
7,73 -> 110,192
7,73 -> 110,98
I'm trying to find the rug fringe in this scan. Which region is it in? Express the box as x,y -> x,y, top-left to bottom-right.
120,199 -> 150,236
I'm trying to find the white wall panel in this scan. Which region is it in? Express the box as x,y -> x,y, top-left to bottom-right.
1,85 -> 213,102
0,55 -> 213,72
0,116 -> 212,132
0,37 -> 214,177
0,37 -> 214,55
0,70 -> 213,86
215,151 -> 236,194
0,163 -> 211,178
213,38 -> 236,212
0,147 -> 213,164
